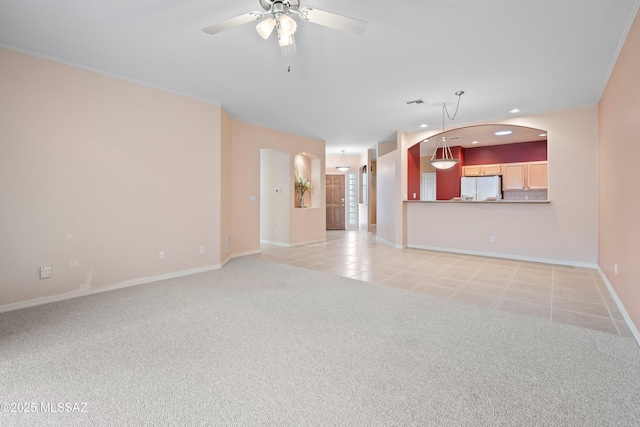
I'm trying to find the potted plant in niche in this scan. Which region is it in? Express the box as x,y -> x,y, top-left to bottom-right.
294,173 -> 313,208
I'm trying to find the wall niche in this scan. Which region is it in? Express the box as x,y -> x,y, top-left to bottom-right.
294,153 -> 320,208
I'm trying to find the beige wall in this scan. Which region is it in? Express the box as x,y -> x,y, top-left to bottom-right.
0,47 -> 327,311
376,150 -> 400,247
400,105 -> 599,265
0,47 -> 223,308
598,10 -> 640,334
260,149 -> 291,244
230,120 -> 326,253
220,109 -> 233,264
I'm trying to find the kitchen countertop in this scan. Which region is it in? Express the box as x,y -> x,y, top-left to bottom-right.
404,200 -> 550,204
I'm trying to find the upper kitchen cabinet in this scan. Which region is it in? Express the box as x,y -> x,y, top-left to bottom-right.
503,163 -> 527,190
528,161 -> 548,189
503,161 -> 548,191
463,163 -> 502,177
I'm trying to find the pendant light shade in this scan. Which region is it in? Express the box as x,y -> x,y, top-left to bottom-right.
430,160 -> 460,169
429,136 -> 460,170
336,150 -> 350,171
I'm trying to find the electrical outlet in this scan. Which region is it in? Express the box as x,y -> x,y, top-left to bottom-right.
159,250 -> 165,260
614,264 -> 618,275
490,236 -> 496,243
200,246 -> 205,254
40,265 -> 52,279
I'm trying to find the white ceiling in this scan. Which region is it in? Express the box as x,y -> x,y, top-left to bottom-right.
1,0 -> 638,155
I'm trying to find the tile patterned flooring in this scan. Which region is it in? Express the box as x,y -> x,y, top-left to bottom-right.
255,230 -> 633,337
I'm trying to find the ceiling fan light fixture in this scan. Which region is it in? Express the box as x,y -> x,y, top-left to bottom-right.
202,1 -> 367,57
278,14 -> 297,37
256,17 -> 276,39
278,31 -> 294,47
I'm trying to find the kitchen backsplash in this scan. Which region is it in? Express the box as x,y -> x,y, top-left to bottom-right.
503,189 -> 548,201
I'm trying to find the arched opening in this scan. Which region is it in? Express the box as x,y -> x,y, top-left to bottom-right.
408,124 -> 548,201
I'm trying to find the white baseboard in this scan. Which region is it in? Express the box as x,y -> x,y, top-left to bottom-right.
260,238 -> 326,248
0,264 -> 222,314
596,267 -> 640,346
260,239 -> 290,247
407,244 -> 598,268
230,249 -> 261,259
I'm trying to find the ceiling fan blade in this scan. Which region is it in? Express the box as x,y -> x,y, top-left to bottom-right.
202,12 -> 263,35
298,7 -> 367,35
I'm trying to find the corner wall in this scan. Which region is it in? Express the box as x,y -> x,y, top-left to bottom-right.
0,47 -> 223,309
598,9 -> 640,336
230,121 -> 326,254
220,109 -> 233,264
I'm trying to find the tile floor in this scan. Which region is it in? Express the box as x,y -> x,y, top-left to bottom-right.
255,230 -> 633,337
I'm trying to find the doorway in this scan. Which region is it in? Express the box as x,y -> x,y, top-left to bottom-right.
421,173 -> 436,201
326,174 -> 345,230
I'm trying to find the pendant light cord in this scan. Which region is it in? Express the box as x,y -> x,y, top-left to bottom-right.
444,91 -> 463,122
433,91 -> 464,163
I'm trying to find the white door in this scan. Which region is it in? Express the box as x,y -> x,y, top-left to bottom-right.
421,173 -> 436,201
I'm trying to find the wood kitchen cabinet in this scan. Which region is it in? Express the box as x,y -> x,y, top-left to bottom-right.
462,164 -> 502,177
503,163 -> 527,190
502,161 -> 548,190
528,161 -> 548,189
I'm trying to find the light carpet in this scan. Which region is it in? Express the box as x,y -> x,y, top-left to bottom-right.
1,256 -> 639,426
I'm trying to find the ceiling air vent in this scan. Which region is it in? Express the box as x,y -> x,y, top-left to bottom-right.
405,99 -> 426,105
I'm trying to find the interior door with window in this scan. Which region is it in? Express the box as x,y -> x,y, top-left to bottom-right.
326,175 -> 345,230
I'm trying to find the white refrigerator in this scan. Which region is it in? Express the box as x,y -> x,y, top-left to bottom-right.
460,176 -> 502,201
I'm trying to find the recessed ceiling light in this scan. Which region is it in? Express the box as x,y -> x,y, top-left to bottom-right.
419,124 -> 428,128
472,141 -> 479,144
539,133 -> 547,137
495,130 -> 513,136
510,108 -> 521,114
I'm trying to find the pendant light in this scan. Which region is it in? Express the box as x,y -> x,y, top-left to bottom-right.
336,150 -> 350,171
428,91 -> 464,170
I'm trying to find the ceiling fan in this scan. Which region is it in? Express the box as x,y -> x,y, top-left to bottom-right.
202,0 -> 367,54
